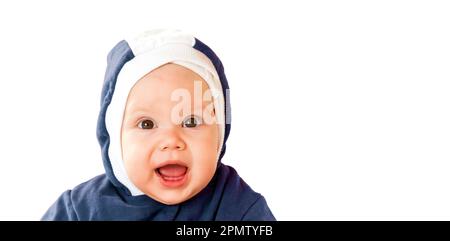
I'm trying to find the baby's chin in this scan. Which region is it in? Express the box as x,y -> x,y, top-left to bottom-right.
145,188 -> 197,205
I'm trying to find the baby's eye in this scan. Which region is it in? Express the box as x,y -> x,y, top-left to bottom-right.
182,115 -> 202,128
138,119 -> 156,129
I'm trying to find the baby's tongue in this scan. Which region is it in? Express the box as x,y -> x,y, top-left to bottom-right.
158,164 -> 187,177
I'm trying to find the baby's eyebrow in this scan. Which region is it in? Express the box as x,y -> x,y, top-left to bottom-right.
195,100 -> 215,109
126,109 -> 155,119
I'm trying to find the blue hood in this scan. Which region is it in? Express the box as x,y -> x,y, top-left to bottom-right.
96,38 -> 231,195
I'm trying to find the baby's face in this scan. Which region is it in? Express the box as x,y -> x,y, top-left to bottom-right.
121,63 -> 219,205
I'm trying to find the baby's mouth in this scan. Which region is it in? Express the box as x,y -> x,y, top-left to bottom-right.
157,164 -> 187,180
155,163 -> 189,187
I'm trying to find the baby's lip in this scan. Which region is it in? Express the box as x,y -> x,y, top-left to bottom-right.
155,160 -> 189,170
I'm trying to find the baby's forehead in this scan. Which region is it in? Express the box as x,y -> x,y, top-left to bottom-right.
128,78 -> 211,106
127,91 -> 210,110
132,64 -> 210,93
125,67 -> 213,112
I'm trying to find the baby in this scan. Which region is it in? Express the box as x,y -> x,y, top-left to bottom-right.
42,29 -> 275,221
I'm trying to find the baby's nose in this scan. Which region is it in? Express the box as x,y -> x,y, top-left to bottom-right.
158,133 -> 186,151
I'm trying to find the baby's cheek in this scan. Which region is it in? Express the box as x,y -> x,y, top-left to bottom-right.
123,138 -> 154,177
123,131 -> 153,156
193,131 -> 217,154
191,140 -> 218,178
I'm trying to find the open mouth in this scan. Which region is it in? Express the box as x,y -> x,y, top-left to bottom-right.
155,163 -> 188,188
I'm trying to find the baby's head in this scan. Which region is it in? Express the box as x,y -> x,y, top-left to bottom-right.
121,63 -> 220,204
98,29 -> 229,205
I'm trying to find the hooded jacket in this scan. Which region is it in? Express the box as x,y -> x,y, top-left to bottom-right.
42,30 -> 275,221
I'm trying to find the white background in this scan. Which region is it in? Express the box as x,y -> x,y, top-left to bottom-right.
0,0 -> 449,221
